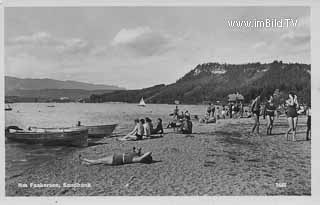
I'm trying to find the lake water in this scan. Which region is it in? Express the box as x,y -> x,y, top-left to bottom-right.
5,103 -> 208,176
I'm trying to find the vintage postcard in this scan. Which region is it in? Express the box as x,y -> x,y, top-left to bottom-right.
1,0 -> 317,203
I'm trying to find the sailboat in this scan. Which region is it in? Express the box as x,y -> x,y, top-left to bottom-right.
138,97 -> 146,107
5,104 -> 12,111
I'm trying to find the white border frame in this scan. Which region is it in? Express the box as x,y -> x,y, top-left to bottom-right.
1,1 -> 319,205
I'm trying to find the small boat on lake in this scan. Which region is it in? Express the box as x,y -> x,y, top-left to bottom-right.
138,97 -> 146,107
5,104 -> 12,111
47,105 -> 55,107
85,124 -> 118,138
5,126 -> 88,147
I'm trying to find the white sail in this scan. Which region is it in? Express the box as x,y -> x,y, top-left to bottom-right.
138,97 -> 146,106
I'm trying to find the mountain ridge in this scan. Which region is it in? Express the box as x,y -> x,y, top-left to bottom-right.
89,61 -> 311,104
5,76 -> 125,92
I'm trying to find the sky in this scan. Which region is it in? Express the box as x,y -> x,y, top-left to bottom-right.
5,7 -> 310,89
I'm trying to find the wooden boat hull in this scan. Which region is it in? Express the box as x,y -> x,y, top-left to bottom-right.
86,124 -> 117,138
5,128 -> 88,147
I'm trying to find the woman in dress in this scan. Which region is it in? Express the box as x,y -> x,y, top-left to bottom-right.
285,92 -> 299,141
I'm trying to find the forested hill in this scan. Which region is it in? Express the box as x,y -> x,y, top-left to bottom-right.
90,61 -> 311,104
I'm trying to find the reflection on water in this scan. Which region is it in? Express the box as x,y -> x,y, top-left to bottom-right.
5,103 -> 207,175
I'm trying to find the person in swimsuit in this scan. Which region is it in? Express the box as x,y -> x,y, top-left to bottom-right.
173,106 -> 179,120
264,95 -> 277,135
306,104 -> 311,141
180,115 -> 193,134
118,119 -> 144,141
152,118 -> 164,134
144,117 -> 152,138
251,95 -> 261,134
79,147 -> 153,166
285,92 -> 299,141
207,103 -> 213,117
184,110 -> 190,118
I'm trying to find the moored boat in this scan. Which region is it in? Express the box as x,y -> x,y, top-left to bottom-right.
5,104 -> 12,111
5,127 -> 88,147
85,124 -> 117,138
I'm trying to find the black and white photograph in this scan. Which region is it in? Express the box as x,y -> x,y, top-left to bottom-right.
3,1 -> 314,198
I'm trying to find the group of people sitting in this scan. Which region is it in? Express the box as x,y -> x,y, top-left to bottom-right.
167,106 -> 193,134
118,117 -> 164,141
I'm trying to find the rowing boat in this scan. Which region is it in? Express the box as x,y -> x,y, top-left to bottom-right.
5,127 -> 88,147
29,123 -> 118,138
85,124 -> 117,138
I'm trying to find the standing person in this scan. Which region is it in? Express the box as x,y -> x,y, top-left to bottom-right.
185,110 -> 190,118
229,103 -> 233,119
306,104 -> 311,141
264,95 -> 277,135
207,103 -> 212,117
251,95 -> 261,134
221,107 -> 226,119
173,106 -> 179,120
211,104 -> 216,118
239,102 -> 244,118
285,92 -> 299,141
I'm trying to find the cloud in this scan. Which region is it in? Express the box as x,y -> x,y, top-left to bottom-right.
280,31 -> 310,45
7,31 -> 90,54
111,27 -> 152,46
55,38 -> 90,54
110,26 -> 174,56
252,41 -> 267,50
8,31 -> 59,46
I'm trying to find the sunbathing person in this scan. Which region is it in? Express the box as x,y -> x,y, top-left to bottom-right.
79,147 -> 152,166
144,117 -> 152,138
118,119 -> 144,141
152,118 -> 164,134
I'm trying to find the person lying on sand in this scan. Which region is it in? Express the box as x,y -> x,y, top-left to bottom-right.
79,147 -> 153,166
118,119 -> 144,141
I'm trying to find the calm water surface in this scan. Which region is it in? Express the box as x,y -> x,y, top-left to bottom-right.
5,103 -> 207,176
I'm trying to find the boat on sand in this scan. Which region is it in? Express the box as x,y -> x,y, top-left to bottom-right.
5,126 -> 88,147
85,124 -> 117,138
30,123 -> 118,138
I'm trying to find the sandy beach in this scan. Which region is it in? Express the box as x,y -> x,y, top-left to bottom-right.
5,115 -> 311,196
